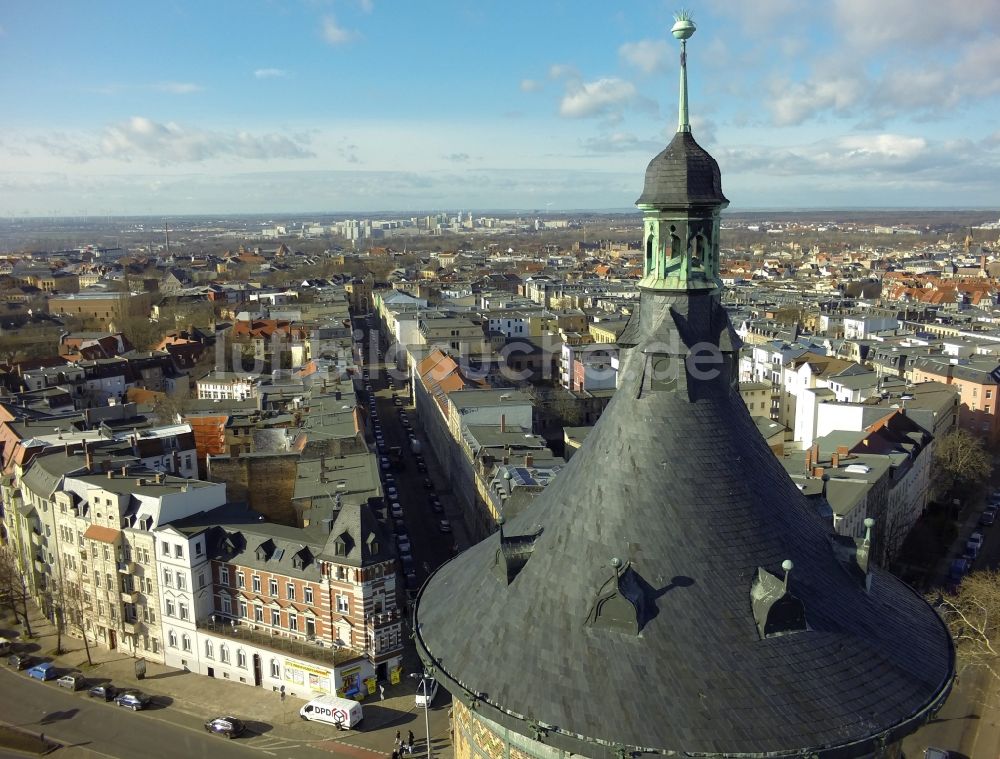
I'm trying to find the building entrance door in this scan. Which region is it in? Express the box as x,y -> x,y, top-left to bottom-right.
108,630 -> 116,650
253,654 -> 262,687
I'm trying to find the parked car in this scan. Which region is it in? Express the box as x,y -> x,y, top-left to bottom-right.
438,520 -> 453,534
390,502 -> 404,518
204,716 -> 247,738
423,477 -> 434,490
430,497 -> 443,513
980,509 -> 996,527
415,677 -> 439,708
924,749 -> 952,759
393,397 -> 402,406
115,690 -> 152,711
968,531 -> 985,550
405,570 -> 419,590
0,637 -> 12,656
386,486 -> 398,500
88,683 -> 117,701
26,662 -> 56,681
417,461 -> 428,473
949,558 -> 969,584
57,673 -> 86,690
397,535 -> 412,553
380,457 -> 391,470
7,653 -> 33,670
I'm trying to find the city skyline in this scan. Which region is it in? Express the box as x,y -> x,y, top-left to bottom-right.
1,0 -> 998,216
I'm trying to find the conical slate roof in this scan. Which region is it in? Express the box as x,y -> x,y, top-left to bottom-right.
415,289 -> 953,757
636,130 -> 728,207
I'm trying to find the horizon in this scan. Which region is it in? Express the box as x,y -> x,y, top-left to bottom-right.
2,2 -> 999,215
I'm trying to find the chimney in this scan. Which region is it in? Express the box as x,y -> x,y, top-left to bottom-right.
832,452 -> 840,469
805,448 -> 813,472
320,455 -> 327,483
107,470 -> 113,479
500,414 -> 506,433
525,454 -> 534,467
813,466 -> 825,478
121,465 -> 127,477
836,445 -> 850,459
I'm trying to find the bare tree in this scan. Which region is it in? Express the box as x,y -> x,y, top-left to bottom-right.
56,578 -> 93,666
935,570 -> 1000,680
0,544 -> 33,637
931,428 -> 993,504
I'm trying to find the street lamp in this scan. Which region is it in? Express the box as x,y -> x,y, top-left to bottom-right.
409,670 -> 434,759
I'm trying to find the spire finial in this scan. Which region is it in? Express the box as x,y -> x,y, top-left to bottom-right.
671,10 -> 696,133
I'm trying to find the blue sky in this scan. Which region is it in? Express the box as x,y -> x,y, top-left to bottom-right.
1,0 -> 998,216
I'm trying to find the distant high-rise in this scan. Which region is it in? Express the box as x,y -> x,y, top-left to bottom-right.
415,13 -> 954,759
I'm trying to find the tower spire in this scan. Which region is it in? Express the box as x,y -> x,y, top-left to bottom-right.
672,10 -> 696,134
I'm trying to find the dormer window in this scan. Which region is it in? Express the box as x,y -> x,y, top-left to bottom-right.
334,538 -> 347,557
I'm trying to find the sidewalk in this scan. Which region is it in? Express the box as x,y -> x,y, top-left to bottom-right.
2,605 -> 436,746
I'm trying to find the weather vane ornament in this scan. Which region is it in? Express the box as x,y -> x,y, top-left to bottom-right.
671,9 -> 696,133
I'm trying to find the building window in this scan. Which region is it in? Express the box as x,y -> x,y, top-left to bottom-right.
220,645 -> 229,664
195,541 -> 203,556
162,568 -> 171,587
269,579 -> 278,597
221,596 -> 232,615
205,640 -> 214,658
254,605 -> 264,623
288,613 -> 297,632
270,660 -> 280,678
271,609 -> 281,626
304,587 -> 314,604
161,541 -> 170,556
174,545 -> 183,559
198,572 -> 206,590
165,599 -> 175,617
286,583 -> 295,601
220,567 -> 230,586
237,572 -> 245,589
237,650 -> 247,668
336,595 -> 349,613
179,603 -> 189,621
182,634 -> 191,652
252,575 -> 261,593
168,629 -> 177,648
176,572 -> 186,590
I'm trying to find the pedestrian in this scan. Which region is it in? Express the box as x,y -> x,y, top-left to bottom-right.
392,750 -> 399,759
395,730 -> 401,748
407,732 -> 414,754
280,685 -> 286,702
379,682 -> 385,700
407,730 -> 414,746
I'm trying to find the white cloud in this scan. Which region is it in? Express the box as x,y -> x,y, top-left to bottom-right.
559,78 -> 638,119
94,116 -> 314,163
769,71 -> 865,126
254,68 -> 287,79
548,63 -> 579,80
581,132 -> 662,154
359,0 -> 374,12
618,39 -> 670,74
153,82 -> 203,95
444,152 -> 471,162
520,79 -> 543,93
832,0 -> 999,50
321,15 -> 356,45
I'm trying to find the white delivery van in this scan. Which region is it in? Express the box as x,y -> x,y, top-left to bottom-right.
299,694 -> 364,729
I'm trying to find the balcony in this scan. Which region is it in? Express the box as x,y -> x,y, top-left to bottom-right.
367,609 -> 401,628
195,619 -> 362,669
120,589 -> 139,603
33,559 -> 45,574
117,561 -> 136,574
30,531 -> 43,547
123,620 -> 145,636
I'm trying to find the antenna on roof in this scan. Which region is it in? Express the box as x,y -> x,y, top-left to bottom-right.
781,559 -> 793,591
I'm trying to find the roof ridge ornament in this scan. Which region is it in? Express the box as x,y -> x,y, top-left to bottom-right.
671,10 -> 696,134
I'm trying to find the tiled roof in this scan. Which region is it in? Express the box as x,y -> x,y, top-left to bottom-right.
415,289 -> 953,757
